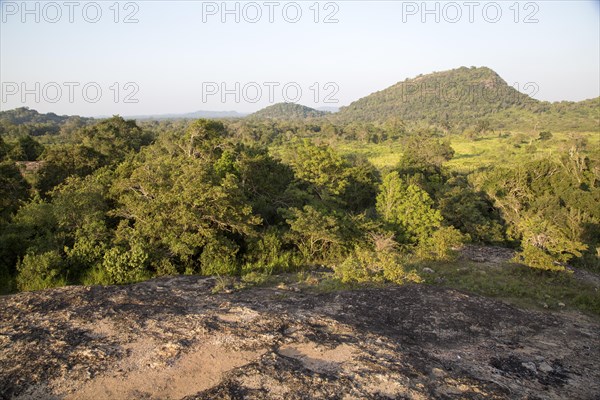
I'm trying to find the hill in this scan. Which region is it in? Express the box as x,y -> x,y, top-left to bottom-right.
334,67 -> 599,132
0,107 -> 94,137
249,103 -> 328,120
0,107 -> 75,125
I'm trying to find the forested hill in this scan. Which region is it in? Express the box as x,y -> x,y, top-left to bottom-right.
249,103 -> 327,120
0,107 -> 94,137
0,107 -> 74,125
333,66 -> 599,132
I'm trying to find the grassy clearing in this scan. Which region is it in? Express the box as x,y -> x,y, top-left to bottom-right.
413,260 -> 600,316
331,130 -> 599,172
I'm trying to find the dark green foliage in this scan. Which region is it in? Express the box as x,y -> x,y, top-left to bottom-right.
0,161 -> 30,220
8,136 -> 44,161
438,176 -> 505,243
342,154 -> 381,212
473,151 -> 599,270
232,146 -> 295,224
0,108 -> 597,292
0,107 -> 93,138
34,145 -> 106,196
0,137 -> 10,160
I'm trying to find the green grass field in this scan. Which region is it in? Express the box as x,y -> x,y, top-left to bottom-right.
330,131 -> 599,172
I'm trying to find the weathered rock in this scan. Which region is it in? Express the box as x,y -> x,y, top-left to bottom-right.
539,361 -> 554,373
1,276 -> 599,399
460,245 -> 515,264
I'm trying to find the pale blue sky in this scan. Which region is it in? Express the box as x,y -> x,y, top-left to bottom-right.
1,0 -> 599,116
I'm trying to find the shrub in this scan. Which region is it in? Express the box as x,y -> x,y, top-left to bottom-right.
335,232 -> 421,285
16,250 -> 66,291
101,240 -> 150,284
244,228 -> 298,274
416,226 -> 466,261
538,131 -> 552,141
516,215 -> 587,271
514,245 -> 565,271
200,237 -> 239,276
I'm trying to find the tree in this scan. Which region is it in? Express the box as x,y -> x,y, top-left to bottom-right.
376,171 -> 442,244
398,135 -> 455,172
285,205 -> 342,262
77,116 -> 151,164
515,214 -> 587,271
16,250 -> 66,291
341,155 -> 381,212
438,176 -> 505,243
110,138 -> 261,273
0,136 -> 10,160
285,139 -> 349,202
184,119 -> 228,160
9,136 -> 44,161
34,144 -> 105,196
233,146 -> 294,224
0,161 -> 30,220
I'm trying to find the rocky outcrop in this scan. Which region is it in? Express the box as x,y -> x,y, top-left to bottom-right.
1,276 -> 599,399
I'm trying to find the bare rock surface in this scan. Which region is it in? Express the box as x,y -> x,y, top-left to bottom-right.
459,245 -> 516,264
1,276 -> 599,399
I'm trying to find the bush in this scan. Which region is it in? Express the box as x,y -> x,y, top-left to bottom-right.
516,215 -> 587,271
101,240 -> 150,284
200,237 -> 239,276
416,226 -> 466,261
16,250 -> 66,291
244,228 -> 298,274
335,232 -> 421,285
514,245 -> 566,272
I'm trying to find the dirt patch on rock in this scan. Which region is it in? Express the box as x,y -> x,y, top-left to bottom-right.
460,245 -> 516,264
1,276 -> 599,399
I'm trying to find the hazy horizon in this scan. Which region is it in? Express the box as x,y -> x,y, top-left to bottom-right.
2,1 -> 599,116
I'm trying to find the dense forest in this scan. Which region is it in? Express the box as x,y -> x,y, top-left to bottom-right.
0,67 -> 598,296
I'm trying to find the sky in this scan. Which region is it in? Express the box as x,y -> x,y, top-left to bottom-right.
1,0 -> 599,116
